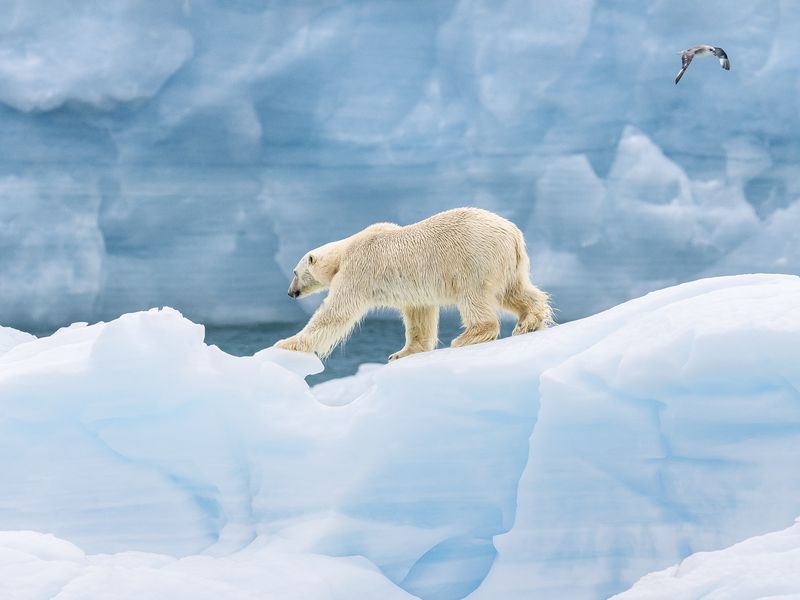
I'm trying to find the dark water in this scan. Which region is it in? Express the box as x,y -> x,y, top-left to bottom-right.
205,315 -> 516,384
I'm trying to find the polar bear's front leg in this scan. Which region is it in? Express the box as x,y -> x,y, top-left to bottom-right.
277,287 -> 367,358
389,305 -> 439,361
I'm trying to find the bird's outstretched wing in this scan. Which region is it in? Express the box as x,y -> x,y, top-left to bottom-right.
675,50 -> 694,84
714,47 -> 730,70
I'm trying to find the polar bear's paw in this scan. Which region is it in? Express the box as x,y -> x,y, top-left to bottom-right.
451,322 -> 500,348
388,344 -> 435,361
275,336 -> 307,353
388,350 -> 408,362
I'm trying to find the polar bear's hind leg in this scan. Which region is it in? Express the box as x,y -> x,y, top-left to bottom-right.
503,282 -> 554,335
451,295 -> 500,348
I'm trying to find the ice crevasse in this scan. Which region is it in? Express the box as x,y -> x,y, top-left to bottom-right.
0,274 -> 799,599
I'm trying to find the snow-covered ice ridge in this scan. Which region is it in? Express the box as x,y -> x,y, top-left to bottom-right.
612,517 -> 800,600
2,1 -> 800,328
1,274 -> 800,599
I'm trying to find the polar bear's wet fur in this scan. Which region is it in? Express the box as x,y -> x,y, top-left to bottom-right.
276,207 -> 553,360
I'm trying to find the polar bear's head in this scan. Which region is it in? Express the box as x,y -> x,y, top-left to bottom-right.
287,242 -> 340,299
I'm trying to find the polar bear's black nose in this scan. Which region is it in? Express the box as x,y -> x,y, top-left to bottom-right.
288,290 -> 300,298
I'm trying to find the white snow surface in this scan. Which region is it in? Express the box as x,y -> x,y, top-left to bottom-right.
2,1 -> 800,326
1,274 -> 800,599
612,517 -> 800,600
0,531 -> 414,600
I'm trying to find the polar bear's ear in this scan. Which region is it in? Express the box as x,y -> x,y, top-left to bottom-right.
308,254 -> 315,265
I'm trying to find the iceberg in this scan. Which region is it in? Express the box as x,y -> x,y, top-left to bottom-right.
2,274 -> 799,598
2,1 -> 800,327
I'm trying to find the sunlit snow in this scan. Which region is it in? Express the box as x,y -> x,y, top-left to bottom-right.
612,518 -> 800,600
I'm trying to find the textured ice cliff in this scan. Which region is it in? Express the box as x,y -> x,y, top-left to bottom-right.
1,1 -> 799,327
1,274 -> 799,599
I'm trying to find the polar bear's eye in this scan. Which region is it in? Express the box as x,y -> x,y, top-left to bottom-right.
308,254 -> 315,265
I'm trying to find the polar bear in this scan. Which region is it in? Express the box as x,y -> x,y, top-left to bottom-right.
275,207 -> 553,360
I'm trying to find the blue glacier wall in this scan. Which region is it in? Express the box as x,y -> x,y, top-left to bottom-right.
1,0 -> 798,327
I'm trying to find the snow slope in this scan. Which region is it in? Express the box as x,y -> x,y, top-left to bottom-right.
2,1 -> 800,327
612,518 -> 800,600
0,532 -> 414,600
1,274 -> 799,598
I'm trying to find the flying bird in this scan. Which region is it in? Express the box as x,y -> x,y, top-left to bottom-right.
675,45 -> 730,84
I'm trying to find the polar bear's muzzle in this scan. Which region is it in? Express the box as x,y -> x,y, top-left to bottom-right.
288,271 -> 323,298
